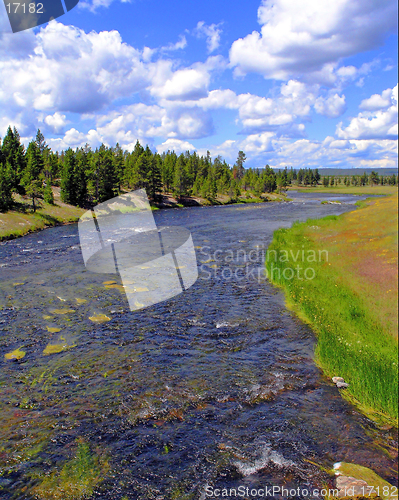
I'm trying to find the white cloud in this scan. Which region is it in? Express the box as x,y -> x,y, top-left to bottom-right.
156,138 -> 196,154
229,0 -> 397,81
44,112 -> 68,133
151,66 -> 210,100
239,132 -> 275,154
314,93 -> 346,118
0,21 -> 149,119
359,87 -> 394,110
194,21 -> 223,53
337,84 -> 398,139
161,35 -> 187,52
150,56 -> 225,101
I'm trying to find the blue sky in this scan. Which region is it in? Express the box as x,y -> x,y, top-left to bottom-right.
0,0 -> 397,169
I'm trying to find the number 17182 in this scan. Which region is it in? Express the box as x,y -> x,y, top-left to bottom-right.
5,2 -> 44,13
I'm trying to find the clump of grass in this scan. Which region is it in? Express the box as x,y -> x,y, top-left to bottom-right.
265,195 -> 398,425
32,439 -> 109,500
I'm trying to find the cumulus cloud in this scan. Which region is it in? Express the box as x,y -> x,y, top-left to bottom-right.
157,138 -> 196,154
158,80 -> 317,136
150,56 -> 224,101
314,93 -> 346,118
44,112 -> 68,133
194,21 -> 223,53
150,66 -> 210,100
0,22 -> 149,118
229,0 -> 397,81
337,84 -> 398,139
359,86 -> 394,110
235,80 -> 317,135
0,21 -> 223,142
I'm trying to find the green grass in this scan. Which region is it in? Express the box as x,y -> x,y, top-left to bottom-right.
0,188 -> 84,241
289,184 -> 398,196
265,195 -> 398,425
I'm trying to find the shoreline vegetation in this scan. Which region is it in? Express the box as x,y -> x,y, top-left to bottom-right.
0,125 -> 397,240
0,187 -> 290,242
1,183 -> 397,243
266,193 -> 398,427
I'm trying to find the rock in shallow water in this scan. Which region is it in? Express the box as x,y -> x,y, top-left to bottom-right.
332,376 -> 350,388
336,475 -> 369,497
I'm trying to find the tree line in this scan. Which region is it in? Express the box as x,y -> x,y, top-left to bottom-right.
0,127 -> 285,212
1,125 -> 396,212
322,171 -> 397,187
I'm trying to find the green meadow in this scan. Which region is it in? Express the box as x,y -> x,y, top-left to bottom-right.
0,188 -> 85,241
266,194 -> 398,425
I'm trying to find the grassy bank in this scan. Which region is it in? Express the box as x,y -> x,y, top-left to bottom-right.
0,190 -> 289,241
0,188 -> 85,241
152,191 -> 289,208
265,194 -> 398,425
288,184 -> 398,196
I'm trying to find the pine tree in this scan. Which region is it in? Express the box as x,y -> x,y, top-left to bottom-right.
22,141 -> 42,192
1,126 -> 26,194
173,153 -> 188,199
147,153 -> 162,200
61,149 -> 77,205
43,183 -> 54,204
234,151 -> 246,180
26,179 -> 43,212
124,140 -> 144,188
161,151 -> 177,192
0,160 -> 13,211
94,145 -> 118,203
113,143 -> 125,191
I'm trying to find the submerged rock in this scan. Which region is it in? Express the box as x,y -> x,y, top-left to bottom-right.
89,313 -> 111,323
4,347 -> 26,360
333,462 -> 393,500
336,475 -> 369,497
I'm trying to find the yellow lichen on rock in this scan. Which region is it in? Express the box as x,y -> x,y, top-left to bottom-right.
46,327 -> 61,333
51,308 -> 75,315
5,347 -> 26,360
89,313 -> 111,323
104,284 -> 125,292
43,343 -> 76,355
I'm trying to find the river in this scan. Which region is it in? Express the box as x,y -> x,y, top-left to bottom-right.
0,192 -> 397,499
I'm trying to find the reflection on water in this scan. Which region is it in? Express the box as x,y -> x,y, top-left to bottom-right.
0,193 -> 397,499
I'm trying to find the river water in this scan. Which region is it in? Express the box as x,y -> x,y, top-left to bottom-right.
0,192 -> 397,499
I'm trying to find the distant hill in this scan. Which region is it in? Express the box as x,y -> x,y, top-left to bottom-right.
316,168 -> 397,176
272,167 -> 398,176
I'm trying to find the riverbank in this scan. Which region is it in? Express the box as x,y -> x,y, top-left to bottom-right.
265,194 -> 398,426
0,189 -> 289,241
0,188 -> 85,242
